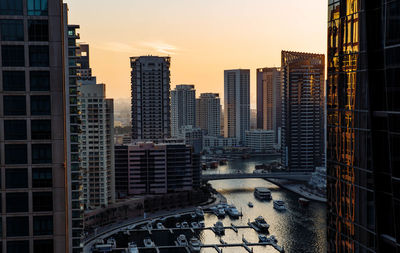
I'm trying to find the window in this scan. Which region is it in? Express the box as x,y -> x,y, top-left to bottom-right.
30,71 -> 50,91
33,216 -> 53,235
386,1 -> 400,46
6,217 -> 29,236
5,144 -> 27,164
27,0 -> 48,16
2,45 -> 24,66
28,20 -> 48,41
31,120 -> 51,139
34,240 -> 53,253
6,241 -> 29,253
29,46 -> 49,67
32,144 -> 52,164
6,169 -> 28,188
31,95 -> 51,115
3,71 -> 25,91
4,120 -> 26,140
0,0 -> 23,15
33,192 -> 52,211
32,168 -> 52,187
3,96 -> 26,115
0,20 -> 23,41
6,193 -> 28,212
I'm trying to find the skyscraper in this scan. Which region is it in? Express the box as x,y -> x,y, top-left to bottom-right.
78,80 -> 115,209
327,1 -> 400,252
130,56 -> 171,141
0,1 -> 68,252
281,51 -> 325,172
76,43 -> 93,80
196,93 -> 221,137
256,67 -> 282,144
224,69 -> 250,144
171,84 -> 196,137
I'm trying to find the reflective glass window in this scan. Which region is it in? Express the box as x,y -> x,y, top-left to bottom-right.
5,144 -> 27,164
7,241 -> 29,253
0,20 -> 23,41
0,0 -> 23,15
32,168 -> 52,188
6,217 -> 29,236
33,192 -> 52,211
31,120 -> 51,139
4,120 -> 26,140
30,71 -> 49,91
32,144 -> 52,164
5,168 -> 28,188
3,96 -> 26,115
2,45 -> 24,66
34,240 -> 53,253
27,0 -> 48,16
6,193 -> 28,212
31,95 -> 51,115
33,216 -> 53,235
28,20 -> 48,41
29,46 -> 49,67
3,71 -> 25,91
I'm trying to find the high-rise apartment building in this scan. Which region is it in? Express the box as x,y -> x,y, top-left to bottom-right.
196,93 -> 221,137
327,1 -> 400,252
281,51 -> 325,172
130,56 -> 171,141
78,80 -> 115,209
256,67 -> 282,144
76,43 -> 93,80
0,1 -> 68,252
171,84 -> 196,137
224,69 -> 250,144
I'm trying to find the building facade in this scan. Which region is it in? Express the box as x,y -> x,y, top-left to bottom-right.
256,67 -> 282,144
0,1 -> 68,252
171,84 -> 196,137
245,130 -> 275,153
181,125 -> 203,154
327,1 -> 400,252
224,69 -> 250,144
281,51 -> 325,172
114,142 -> 200,196
196,93 -> 221,137
78,80 -> 115,209
130,56 -> 171,141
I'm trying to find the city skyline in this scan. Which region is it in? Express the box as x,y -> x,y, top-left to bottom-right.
64,0 -> 327,107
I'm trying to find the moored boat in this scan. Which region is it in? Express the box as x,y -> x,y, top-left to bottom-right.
254,187 -> 272,201
273,200 -> 286,211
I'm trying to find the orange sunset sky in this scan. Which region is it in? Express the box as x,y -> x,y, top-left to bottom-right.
65,0 -> 327,108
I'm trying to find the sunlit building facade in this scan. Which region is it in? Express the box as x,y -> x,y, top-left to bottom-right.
281,51 -> 325,172
327,1 -> 400,252
196,93 -> 221,137
171,84 -> 196,137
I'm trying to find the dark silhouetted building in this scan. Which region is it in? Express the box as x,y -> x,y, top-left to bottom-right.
281,51 -> 325,172
327,1 -> 400,252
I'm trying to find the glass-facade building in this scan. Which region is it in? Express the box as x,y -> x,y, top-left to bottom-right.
0,0 -> 68,252
327,0 -> 400,252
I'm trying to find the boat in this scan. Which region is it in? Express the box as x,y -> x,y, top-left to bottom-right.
128,242 -> 139,253
298,197 -> 310,207
273,200 -> 286,211
93,239 -> 115,252
181,221 -> 189,228
226,206 -> 240,219
248,202 -> 254,208
176,234 -> 188,246
258,234 -> 269,243
199,221 -> 205,228
106,238 -> 116,249
156,222 -> 164,229
189,237 -> 201,252
176,222 -> 181,228
269,235 -> 278,243
217,208 -> 225,218
254,216 -> 270,231
143,238 -> 154,248
195,208 -> 204,218
254,187 -> 272,201
213,221 -> 225,235
146,222 -> 153,230
191,222 -> 199,229
191,212 -> 197,219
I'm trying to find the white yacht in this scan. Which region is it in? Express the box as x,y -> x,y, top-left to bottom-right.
143,238 -> 155,248
106,238 -> 116,249
128,242 -> 139,253
189,237 -> 201,252
226,206 -> 240,219
176,234 -> 188,246
181,221 -> 189,228
248,202 -> 254,208
273,200 -> 286,211
156,222 -> 164,230
254,216 -> 270,231
254,187 -> 272,201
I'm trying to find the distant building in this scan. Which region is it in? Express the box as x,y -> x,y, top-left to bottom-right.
171,84 -> 196,137
196,93 -> 221,137
181,125 -> 204,154
281,51 -> 325,172
78,79 -> 115,208
76,43 -> 93,80
130,56 -> 171,140
203,136 -> 238,151
224,69 -> 250,144
245,130 -> 275,153
114,145 -> 129,199
256,67 -> 282,144
114,142 -> 201,196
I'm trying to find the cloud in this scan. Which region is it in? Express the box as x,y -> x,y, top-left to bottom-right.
93,41 -> 180,55
141,41 -> 179,55
94,42 -> 139,53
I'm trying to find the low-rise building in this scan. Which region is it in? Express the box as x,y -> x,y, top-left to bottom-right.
245,130 -> 275,153
181,125 -> 204,154
203,136 -> 238,152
